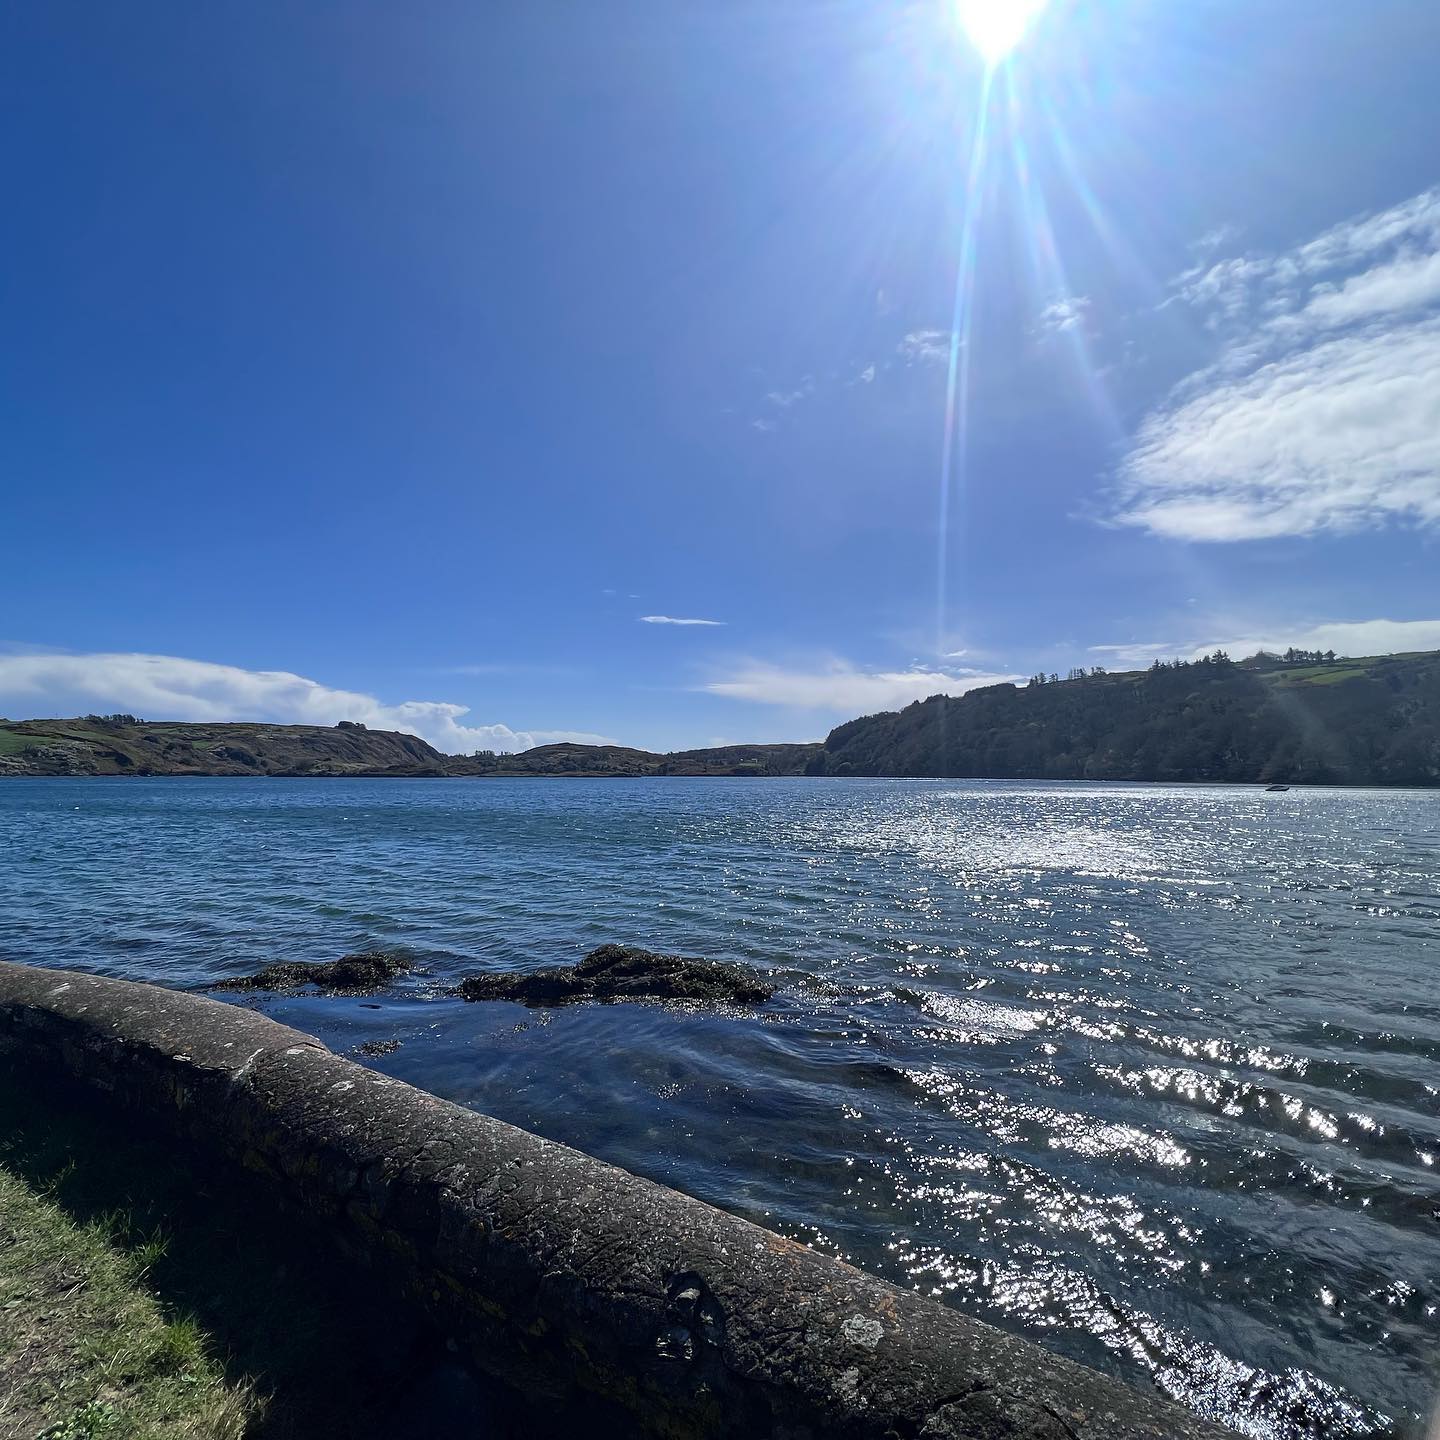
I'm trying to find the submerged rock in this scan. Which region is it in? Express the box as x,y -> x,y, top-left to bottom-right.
355,1037 -> 402,1056
455,944 -> 773,1008
213,950 -> 411,994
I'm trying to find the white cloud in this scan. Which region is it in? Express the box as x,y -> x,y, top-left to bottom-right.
703,659 -> 1021,713
1294,247 -> 1440,332
1295,188 -> 1440,276
0,652 -> 612,755
1085,641 -> 1182,669
1118,189 -> 1440,541
1196,617 -> 1440,662
1037,295 -> 1090,335
1174,190 -> 1440,329
1089,617 -> 1440,669
765,383 -> 812,408
1192,223 -> 1241,256
896,330 -> 956,366
857,363 -> 876,384
638,615 -> 724,627
1118,318 -> 1440,540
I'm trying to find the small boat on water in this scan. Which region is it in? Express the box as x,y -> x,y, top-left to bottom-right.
1265,783 -> 1291,792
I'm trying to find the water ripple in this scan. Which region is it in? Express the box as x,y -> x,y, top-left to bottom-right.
0,776 -> 1436,1437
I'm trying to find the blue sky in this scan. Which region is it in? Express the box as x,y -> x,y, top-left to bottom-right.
3,0 -> 1439,753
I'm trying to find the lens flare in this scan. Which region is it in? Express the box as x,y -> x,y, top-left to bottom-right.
954,0 -> 1049,63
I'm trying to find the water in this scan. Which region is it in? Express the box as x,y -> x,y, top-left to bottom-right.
1,777 -> 1437,1437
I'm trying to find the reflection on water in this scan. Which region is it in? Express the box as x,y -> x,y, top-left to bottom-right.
1,777 -> 1436,1438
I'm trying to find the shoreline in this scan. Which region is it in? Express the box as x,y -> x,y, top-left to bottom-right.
0,959 -> 1230,1440
5,771 -> 1438,790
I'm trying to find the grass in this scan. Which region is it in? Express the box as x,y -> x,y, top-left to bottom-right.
0,1158 -> 251,1439
0,729 -> 43,756
0,1073 -> 582,1439
1276,669 -> 1365,687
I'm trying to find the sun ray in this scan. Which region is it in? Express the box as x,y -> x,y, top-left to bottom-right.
1002,78 -> 1125,443
935,66 -> 998,659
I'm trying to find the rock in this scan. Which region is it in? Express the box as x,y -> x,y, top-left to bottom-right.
356,1038 -> 402,1056
455,944 -> 774,1008
213,951 -> 411,994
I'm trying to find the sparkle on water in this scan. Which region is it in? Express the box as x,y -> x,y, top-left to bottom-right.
954,0 -> 1049,63
3,777 -> 1438,1439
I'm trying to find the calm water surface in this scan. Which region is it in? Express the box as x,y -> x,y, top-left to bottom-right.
2,778 -> 1437,1437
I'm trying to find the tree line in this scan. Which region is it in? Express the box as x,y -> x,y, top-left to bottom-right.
818,651 -> 1440,786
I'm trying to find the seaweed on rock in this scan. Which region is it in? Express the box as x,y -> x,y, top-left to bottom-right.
454,944 -> 773,1008
213,951 -> 411,995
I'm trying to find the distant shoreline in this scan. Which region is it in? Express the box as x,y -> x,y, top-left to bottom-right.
4,649 -> 1438,786
5,772 -> 1438,793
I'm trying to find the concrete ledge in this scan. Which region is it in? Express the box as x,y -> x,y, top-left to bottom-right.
0,961 -> 1229,1439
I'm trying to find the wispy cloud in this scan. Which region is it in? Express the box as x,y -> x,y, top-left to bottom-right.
1115,189 -> 1440,541
1036,295 -> 1090,335
765,382 -> 812,408
896,329 -> 956,366
0,651 -> 612,755
1192,223 -> 1241,257
703,659 -> 1020,713
1085,641 -> 1184,669
639,615 -> 725,627
433,661 -> 580,678
746,327 -> 953,432
749,375 -> 816,430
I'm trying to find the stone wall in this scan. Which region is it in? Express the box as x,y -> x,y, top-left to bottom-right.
0,961 -> 1229,1439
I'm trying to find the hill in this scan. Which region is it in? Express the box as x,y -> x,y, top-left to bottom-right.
817,650 -> 1440,786
449,741 -> 821,777
0,717 -> 820,779
0,717 -> 449,777
3,649 -> 1438,785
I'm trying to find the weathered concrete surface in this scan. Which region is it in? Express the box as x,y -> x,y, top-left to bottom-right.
455,943 -> 775,1007
0,961 -> 1230,1440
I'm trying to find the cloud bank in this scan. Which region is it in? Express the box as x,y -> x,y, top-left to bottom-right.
0,652 -> 612,755
703,660 -> 1021,713
1115,189 -> 1440,541
639,615 -> 724,627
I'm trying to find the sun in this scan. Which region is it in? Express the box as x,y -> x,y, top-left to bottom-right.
953,0 -> 1049,64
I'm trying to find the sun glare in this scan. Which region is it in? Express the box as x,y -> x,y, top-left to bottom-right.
954,0 -> 1049,64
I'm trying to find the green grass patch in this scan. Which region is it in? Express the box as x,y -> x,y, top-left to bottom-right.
1269,666 -> 1369,687
0,1154 -> 251,1439
0,1074 -> 581,1439
0,730 -> 43,756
